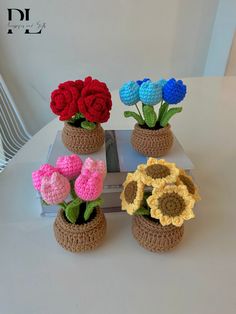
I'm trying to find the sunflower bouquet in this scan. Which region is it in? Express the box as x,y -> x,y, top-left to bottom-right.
121,158 -> 200,252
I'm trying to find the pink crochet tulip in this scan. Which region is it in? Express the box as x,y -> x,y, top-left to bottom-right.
81,157 -> 106,179
32,164 -> 58,191
56,154 -> 83,180
40,172 -> 70,205
74,169 -> 103,201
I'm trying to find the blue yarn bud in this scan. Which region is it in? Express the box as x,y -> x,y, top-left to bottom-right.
163,78 -> 187,104
157,79 -> 167,88
136,78 -> 150,86
139,81 -> 162,106
119,81 -> 140,106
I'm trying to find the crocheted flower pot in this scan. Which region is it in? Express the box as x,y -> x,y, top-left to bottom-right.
132,215 -> 184,252
131,123 -> 174,157
53,207 -> 106,252
62,122 -> 104,154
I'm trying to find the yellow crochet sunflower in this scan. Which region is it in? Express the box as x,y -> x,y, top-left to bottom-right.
177,169 -> 201,201
120,171 -> 144,215
147,184 -> 195,227
137,158 -> 179,188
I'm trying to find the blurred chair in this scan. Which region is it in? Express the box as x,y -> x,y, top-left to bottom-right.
0,74 -> 31,172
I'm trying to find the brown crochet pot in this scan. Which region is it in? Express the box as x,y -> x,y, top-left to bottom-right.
53,207 -> 106,252
131,123 -> 174,157
132,215 -> 184,252
62,122 -> 104,154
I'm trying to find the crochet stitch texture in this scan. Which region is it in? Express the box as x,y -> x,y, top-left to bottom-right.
32,164 -> 58,191
40,172 -> 70,204
56,154 -> 83,179
75,169 -> 103,201
139,81 -> 162,105
132,215 -> 184,252
163,78 -> 186,104
82,157 -> 106,178
119,81 -> 140,105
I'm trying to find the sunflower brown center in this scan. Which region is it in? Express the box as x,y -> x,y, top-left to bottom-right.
145,164 -> 170,179
158,192 -> 185,217
124,181 -> 138,204
179,175 -> 195,194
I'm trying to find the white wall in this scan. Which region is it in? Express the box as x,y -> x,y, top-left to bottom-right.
0,0 -> 219,134
204,0 -> 236,76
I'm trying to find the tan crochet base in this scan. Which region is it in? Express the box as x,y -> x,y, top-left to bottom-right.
62,122 -> 104,154
132,215 -> 184,252
53,207 -> 106,252
131,124 -> 174,157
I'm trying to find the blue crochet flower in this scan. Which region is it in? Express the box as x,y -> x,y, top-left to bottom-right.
136,78 -> 150,86
139,81 -> 162,105
119,81 -> 140,106
158,79 -> 167,88
163,78 -> 187,104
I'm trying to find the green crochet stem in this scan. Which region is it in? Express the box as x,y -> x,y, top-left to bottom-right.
70,181 -> 77,200
65,198 -> 83,224
59,201 -> 67,210
84,198 -> 103,221
135,104 -> 143,120
142,104 -> 157,128
160,107 -> 182,127
158,102 -> 169,122
124,100 -> 183,128
124,111 -> 145,125
134,207 -> 150,215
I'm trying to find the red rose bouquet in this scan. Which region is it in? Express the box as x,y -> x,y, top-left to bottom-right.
50,76 -> 112,130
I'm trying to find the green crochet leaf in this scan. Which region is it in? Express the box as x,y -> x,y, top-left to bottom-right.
124,111 -> 145,125
74,112 -> 84,120
70,180 -> 77,200
158,102 -> 168,122
160,107 -> 182,127
65,198 -> 83,224
81,121 -> 96,130
84,198 -> 103,221
134,207 -> 150,216
142,104 -> 157,128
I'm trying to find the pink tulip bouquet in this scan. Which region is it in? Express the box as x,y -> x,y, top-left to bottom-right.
32,155 -> 106,224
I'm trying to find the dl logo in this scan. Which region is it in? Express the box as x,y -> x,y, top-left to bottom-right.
7,8 -> 45,34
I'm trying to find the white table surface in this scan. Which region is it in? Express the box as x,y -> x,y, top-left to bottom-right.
0,77 -> 236,314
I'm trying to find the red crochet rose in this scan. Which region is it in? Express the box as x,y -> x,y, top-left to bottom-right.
50,80 -> 83,121
77,76 -> 112,123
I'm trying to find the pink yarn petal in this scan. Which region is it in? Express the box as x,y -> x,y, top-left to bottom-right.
32,164 -> 58,190
40,172 -> 70,204
56,154 -> 82,180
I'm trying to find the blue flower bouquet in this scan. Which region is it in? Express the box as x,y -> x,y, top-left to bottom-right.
119,78 -> 187,157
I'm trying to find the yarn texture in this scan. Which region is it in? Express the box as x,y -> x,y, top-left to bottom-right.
53,207 -> 106,252
163,78 -> 186,104
132,215 -> 184,252
62,122 -> 104,154
131,123 -> 173,157
119,81 -> 140,106
32,164 -> 58,191
56,154 -> 83,179
40,172 -> 70,205
82,157 -> 106,178
75,169 -> 103,201
139,81 -> 162,105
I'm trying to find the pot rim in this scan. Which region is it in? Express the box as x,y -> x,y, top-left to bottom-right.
56,207 -> 104,233
134,123 -> 171,134
64,121 -> 101,132
134,214 -> 183,232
